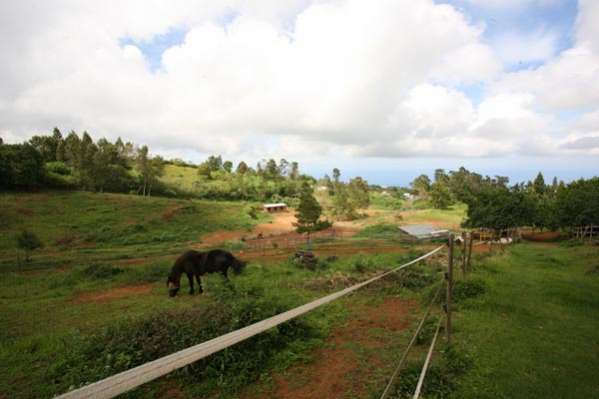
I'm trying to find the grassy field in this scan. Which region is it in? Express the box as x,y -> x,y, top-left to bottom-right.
2,190 -> 598,399
0,191 -> 266,271
446,242 -> 599,398
0,244 -> 439,399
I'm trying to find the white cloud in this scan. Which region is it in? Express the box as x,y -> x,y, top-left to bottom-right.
0,0 -> 595,163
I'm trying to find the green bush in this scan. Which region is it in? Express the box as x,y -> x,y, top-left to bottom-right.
48,284 -> 321,397
390,345 -> 472,398
452,279 -> 487,302
45,161 -> 71,175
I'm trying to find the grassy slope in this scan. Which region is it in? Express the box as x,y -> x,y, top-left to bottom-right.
160,163 -> 199,193
451,243 -> 599,398
0,191 -> 265,271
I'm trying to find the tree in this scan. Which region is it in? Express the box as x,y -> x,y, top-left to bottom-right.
0,144 -> 45,189
348,176 -> 370,209
137,146 -> 164,196
332,168 -> 341,184
295,183 -> 330,247
429,181 -> 453,209
16,230 -> 43,263
555,177 -> 599,228
331,184 -> 356,219
223,161 -> 233,173
236,161 -> 249,174
411,174 -> 431,197
533,172 -> 546,195
434,168 -> 448,184
290,162 -> 299,180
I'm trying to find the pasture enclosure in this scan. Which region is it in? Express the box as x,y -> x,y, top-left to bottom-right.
55,240 -> 464,399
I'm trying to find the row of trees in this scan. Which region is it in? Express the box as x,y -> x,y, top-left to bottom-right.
0,129 -> 312,203
411,167 -> 598,232
1,128 -> 166,195
191,156 -> 312,202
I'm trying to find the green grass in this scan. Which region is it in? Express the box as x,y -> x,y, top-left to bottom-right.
400,203 -> 467,229
449,243 -> 599,398
160,164 -> 199,194
0,191 -> 265,271
0,248 -> 432,399
370,192 -> 403,210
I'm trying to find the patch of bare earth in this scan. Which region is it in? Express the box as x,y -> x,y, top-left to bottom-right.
522,231 -> 562,242
71,284 -> 153,304
242,298 -> 416,399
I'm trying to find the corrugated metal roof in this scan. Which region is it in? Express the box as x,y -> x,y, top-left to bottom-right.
399,224 -> 449,238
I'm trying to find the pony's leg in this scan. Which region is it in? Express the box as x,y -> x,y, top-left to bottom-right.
221,268 -> 229,281
195,275 -> 203,294
187,273 -> 195,295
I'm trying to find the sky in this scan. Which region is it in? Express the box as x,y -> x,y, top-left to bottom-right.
1,0 -> 598,186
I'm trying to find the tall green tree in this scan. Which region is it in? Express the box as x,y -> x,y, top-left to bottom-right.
429,181 -> 453,209
295,183 -> 330,246
533,172 -> 546,195
411,174 -> 431,197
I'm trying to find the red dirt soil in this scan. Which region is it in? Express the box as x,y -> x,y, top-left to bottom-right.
242,298 -> 416,399
71,284 -> 153,304
197,212 -> 359,249
522,231 -> 562,242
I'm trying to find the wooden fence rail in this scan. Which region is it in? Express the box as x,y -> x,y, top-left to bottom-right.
55,246 -> 445,399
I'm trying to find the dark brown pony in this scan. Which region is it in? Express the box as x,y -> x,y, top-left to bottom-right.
167,249 -> 246,297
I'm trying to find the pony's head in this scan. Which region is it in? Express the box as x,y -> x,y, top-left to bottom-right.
166,274 -> 180,297
232,258 -> 247,275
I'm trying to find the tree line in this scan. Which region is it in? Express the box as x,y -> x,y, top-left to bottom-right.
0,129 -> 319,203
0,128 -> 165,196
410,167 -> 599,232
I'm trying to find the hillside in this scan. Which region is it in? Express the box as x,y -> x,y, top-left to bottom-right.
0,191 -> 265,271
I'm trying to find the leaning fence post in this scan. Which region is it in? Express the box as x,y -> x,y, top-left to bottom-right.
446,233 -> 454,344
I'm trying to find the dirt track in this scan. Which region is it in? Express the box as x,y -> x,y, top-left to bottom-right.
241,297 -> 416,399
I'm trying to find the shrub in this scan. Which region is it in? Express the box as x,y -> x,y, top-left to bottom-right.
49,287 -> 321,397
390,345 -> 472,398
396,268 -> 436,290
16,230 -> 43,262
452,279 -> 487,303
45,161 -> 71,175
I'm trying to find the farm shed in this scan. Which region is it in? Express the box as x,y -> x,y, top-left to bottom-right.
263,203 -> 288,213
399,224 -> 449,241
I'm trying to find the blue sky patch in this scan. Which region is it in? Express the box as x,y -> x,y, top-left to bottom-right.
119,27 -> 187,72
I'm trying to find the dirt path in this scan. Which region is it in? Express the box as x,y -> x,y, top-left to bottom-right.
71,283 -> 154,304
241,297 -> 416,399
197,211 -> 360,249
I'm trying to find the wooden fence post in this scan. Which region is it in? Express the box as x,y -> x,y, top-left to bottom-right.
446,233 -> 454,344
466,232 -> 473,272
461,232 -> 466,279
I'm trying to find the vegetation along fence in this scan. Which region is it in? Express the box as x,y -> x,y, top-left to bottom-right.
56,233 -> 478,399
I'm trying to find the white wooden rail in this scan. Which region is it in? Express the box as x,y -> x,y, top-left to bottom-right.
55,246 -> 444,399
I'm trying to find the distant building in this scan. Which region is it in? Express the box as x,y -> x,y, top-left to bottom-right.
398,224 -> 449,241
402,193 -> 417,200
263,203 -> 288,213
